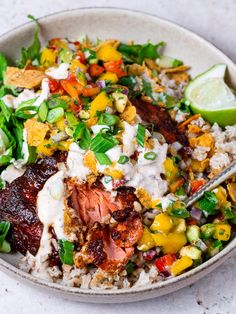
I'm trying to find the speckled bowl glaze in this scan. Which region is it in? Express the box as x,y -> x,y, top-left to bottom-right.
0,7 -> 236,303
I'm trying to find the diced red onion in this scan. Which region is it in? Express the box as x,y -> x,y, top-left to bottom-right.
122,88 -> 129,95
143,249 -> 157,261
96,80 -> 106,89
190,207 -> 202,221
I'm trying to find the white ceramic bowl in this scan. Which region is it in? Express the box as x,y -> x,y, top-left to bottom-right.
0,7 -> 236,303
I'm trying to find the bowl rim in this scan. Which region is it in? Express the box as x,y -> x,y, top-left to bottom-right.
0,6 -> 236,298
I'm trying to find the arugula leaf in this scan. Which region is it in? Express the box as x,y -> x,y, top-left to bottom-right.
0,100 -> 12,122
0,221 -> 11,253
18,15 -> 41,68
59,239 -> 74,265
0,53 -> 7,81
118,41 -> 166,64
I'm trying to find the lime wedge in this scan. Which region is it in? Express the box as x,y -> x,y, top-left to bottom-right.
185,64 -> 236,126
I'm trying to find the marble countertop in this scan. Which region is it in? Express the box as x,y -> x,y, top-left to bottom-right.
0,1 -> 236,313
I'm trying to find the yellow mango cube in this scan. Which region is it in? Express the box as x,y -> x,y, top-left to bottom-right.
170,256 -> 193,276
164,158 -> 179,182
36,139 -> 57,157
150,213 -> 173,233
70,59 -> 87,73
137,227 -> 156,251
213,223 -> 231,241
99,72 -> 118,83
40,48 -> 58,67
97,44 -> 122,62
90,91 -> 112,117
152,232 -> 187,254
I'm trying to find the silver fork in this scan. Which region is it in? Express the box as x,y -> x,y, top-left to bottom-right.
186,160 -> 236,208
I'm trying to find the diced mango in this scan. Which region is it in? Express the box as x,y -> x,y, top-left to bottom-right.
164,158 -> 179,182
172,218 -> 186,233
24,119 -> 49,147
136,188 -> 152,208
191,158 -> 209,172
97,44 -> 122,62
170,256 -> 193,276
214,186 -> 228,207
36,139 -> 57,156
40,48 -> 58,67
120,105 -> 136,124
55,118 -> 66,131
90,91 -> 112,117
70,59 -> 87,73
83,151 -> 98,174
104,166 -> 124,180
150,213 -> 173,233
56,140 -> 72,151
137,227 -> 156,251
152,232 -> 187,254
99,72 -> 118,83
213,223 -> 231,241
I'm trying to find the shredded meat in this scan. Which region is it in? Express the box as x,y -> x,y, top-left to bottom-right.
78,222 -> 135,273
110,211 -> 143,247
132,97 -> 188,146
0,154 -> 66,255
69,180 -> 138,225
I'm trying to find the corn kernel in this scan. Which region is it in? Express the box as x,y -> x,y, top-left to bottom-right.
170,256 -> 193,276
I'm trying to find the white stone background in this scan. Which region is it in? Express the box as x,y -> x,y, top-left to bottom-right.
0,0 -> 236,313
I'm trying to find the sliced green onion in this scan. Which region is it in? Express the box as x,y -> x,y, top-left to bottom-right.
65,112 -> 79,127
47,107 -> 64,123
73,122 -> 86,141
83,48 -> 97,63
98,113 -> 119,126
186,225 -> 200,244
47,97 -> 68,109
0,240 -> 11,253
59,49 -> 73,63
90,133 -> 118,153
79,127 -> 91,150
144,152 -> 157,160
15,98 -> 38,119
59,239 -> 74,265
200,224 -> 216,240
95,152 -> 112,165
38,101 -> 48,122
118,155 -> 129,164
104,176 -> 112,183
136,123 -> 146,147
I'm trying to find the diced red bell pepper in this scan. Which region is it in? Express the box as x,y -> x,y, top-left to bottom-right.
155,254 -> 176,273
60,76 -> 84,99
76,51 -> 86,64
191,179 -> 206,194
48,79 -> 60,93
186,218 -> 198,226
73,41 -> 81,49
69,98 -> 82,113
103,59 -> 126,77
88,64 -> 105,77
82,86 -> 101,97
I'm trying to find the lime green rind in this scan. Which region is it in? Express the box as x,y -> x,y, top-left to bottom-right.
190,104 -> 236,127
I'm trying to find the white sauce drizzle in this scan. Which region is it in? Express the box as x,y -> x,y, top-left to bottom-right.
46,63 -> 69,80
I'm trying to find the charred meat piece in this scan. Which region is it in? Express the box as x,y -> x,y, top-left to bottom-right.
110,211 -> 143,247
76,222 -> 134,273
0,156 -> 60,255
132,97 -> 188,146
69,181 -> 138,224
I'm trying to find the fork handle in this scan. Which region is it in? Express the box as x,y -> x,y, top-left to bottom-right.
186,160 -> 236,208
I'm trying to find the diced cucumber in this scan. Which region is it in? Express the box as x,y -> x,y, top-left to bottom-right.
186,225 -> 200,244
156,55 -> 183,68
180,245 -> 202,260
200,223 -> 216,239
207,240 -> 223,257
